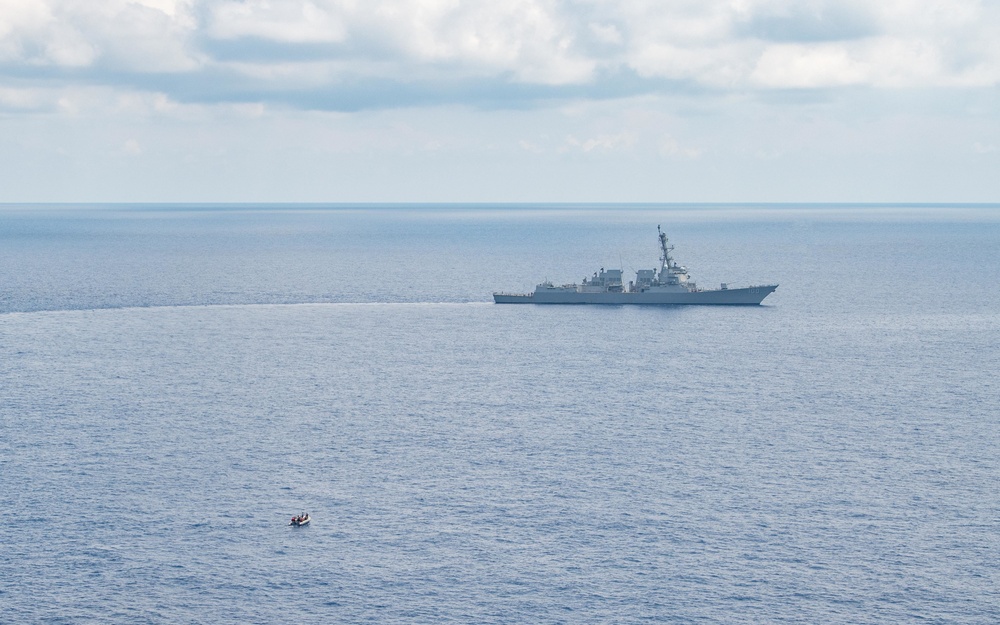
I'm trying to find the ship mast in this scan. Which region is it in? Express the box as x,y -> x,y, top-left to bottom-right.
657,225 -> 674,273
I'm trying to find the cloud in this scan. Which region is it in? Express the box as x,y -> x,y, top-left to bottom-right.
751,43 -> 869,87
659,135 -> 703,159
198,1 -> 597,85
0,86 -> 47,110
206,0 -> 347,43
563,132 -> 636,153
122,138 -> 142,155
0,0 -> 200,71
0,0 -> 96,67
589,22 -> 622,46
0,0 -> 998,115
518,138 -> 544,153
734,0 -> 879,43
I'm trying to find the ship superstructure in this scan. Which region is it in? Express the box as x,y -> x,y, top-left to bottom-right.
493,226 -> 777,305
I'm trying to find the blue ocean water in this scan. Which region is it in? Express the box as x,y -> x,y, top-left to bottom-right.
1,204 -> 998,623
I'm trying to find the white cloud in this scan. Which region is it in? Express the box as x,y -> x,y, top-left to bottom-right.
94,2 -> 202,72
518,138 -> 544,153
207,0 -> 347,43
749,33 -> 1000,89
123,138 -> 143,155
564,132 -> 636,153
0,87 -> 47,110
41,24 -> 99,67
732,0 -> 878,42
751,43 -> 868,87
1,0 -> 998,103
659,135 -> 703,160
362,0 -> 597,84
1,0 -> 1000,209
199,0 -> 599,84
0,1 -> 78,65
628,41 -> 756,87
133,0 -> 191,18
0,0 -> 200,70
589,22 -> 622,46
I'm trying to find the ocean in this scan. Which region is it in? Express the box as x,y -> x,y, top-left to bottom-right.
1,204 -> 998,623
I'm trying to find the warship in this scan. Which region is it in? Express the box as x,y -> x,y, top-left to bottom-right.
494,226 -> 777,305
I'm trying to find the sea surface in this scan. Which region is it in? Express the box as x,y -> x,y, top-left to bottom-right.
1,204 -> 999,623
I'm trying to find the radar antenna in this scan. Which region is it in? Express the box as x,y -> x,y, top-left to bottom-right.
657,225 -> 674,273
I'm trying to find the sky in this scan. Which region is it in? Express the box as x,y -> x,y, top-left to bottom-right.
1,0 -> 999,203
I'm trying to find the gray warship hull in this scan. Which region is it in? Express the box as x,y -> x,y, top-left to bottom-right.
494,225 -> 778,306
494,284 -> 777,305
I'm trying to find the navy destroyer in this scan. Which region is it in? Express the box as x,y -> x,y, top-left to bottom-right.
494,226 -> 777,305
